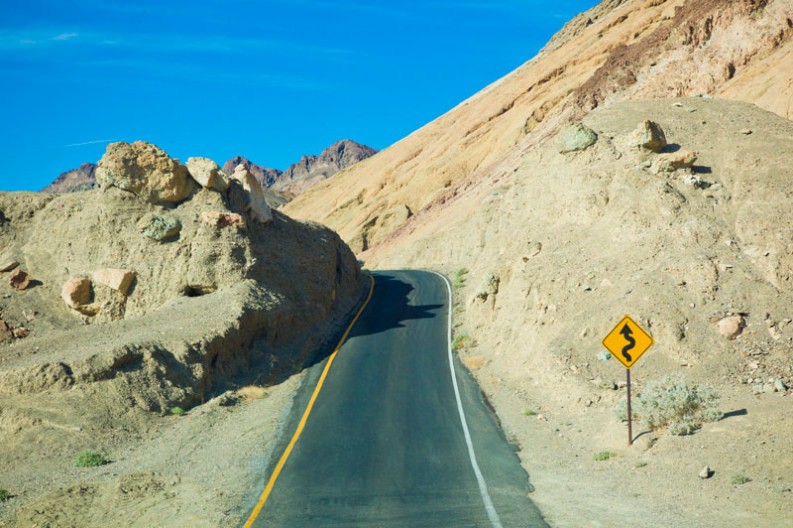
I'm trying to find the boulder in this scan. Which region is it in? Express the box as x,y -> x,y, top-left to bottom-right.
138,214 -> 181,241
717,315 -> 745,340
186,157 -> 230,193
202,211 -> 246,229
93,268 -> 136,296
558,123 -> 598,153
9,269 -> 31,290
230,165 -> 273,224
95,141 -> 197,204
62,278 -> 92,309
652,150 -> 697,174
628,120 -> 667,152
699,466 -> 713,479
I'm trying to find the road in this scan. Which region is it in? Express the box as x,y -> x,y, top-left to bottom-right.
243,270 -> 548,527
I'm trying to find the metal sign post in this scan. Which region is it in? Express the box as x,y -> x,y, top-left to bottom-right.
626,368 -> 632,446
602,315 -> 654,446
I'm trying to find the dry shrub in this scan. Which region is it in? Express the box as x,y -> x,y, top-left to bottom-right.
463,355 -> 485,370
237,385 -> 267,400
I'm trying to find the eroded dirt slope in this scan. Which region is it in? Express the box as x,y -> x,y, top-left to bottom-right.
284,0 -> 793,252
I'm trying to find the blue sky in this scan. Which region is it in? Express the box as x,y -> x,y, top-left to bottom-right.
0,0 -> 596,192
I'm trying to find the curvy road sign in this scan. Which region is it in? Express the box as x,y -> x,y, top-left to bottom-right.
602,315 -> 654,369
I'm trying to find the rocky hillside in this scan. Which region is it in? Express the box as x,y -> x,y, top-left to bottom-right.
280,1 -> 793,525
223,140 -> 377,197
41,162 -> 97,193
284,0 -> 793,252
0,141 -> 365,522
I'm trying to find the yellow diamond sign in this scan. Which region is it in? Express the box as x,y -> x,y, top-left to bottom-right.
602,315 -> 654,369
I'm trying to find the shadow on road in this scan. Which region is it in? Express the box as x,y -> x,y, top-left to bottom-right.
349,273 -> 443,339
252,272 -> 444,387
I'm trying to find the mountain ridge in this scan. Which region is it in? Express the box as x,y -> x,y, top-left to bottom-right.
44,139 -> 377,198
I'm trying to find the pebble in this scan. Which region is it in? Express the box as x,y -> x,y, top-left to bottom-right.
699,466 -> 713,479
597,351 -> 612,361
739,129 -> 753,135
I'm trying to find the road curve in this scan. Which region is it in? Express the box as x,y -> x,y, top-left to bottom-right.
243,270 -> 547,527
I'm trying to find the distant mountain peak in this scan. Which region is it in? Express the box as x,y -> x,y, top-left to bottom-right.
221,155 -> 282,188
42,163 -> 97,193
273,139 -> 377,195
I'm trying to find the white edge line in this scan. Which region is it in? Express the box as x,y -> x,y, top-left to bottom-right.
430,270 -> 504,528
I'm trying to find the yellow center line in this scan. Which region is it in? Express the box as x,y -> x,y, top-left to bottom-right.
242,273 -> 375,528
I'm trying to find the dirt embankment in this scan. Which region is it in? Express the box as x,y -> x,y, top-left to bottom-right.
0,142 -> 365,526
365,97 -> 793,526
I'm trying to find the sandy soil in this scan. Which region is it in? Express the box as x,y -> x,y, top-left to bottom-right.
1,375 -> 302,528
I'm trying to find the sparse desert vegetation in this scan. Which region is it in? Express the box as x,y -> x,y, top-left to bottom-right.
75,450 -> 110,468
615,376 -> 723,436
593,451 -> 614,462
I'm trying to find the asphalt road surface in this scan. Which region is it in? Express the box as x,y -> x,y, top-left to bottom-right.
244,270 -> 547,528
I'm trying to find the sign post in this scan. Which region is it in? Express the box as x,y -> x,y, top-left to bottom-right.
602,315 -> 654,446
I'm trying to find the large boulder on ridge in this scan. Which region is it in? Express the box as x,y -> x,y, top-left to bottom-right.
96,141 -> 197,204
186,157 -> 230,193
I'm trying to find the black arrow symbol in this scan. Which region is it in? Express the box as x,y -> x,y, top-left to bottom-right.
620,323 -> 635,363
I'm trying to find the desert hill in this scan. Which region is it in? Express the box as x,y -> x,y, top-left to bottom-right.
284,0 -> 793,252
281,0 -> 793,525
0,141 -> 365,526
3,0 -> 793,526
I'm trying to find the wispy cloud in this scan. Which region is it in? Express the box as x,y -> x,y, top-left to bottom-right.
0,27 -> 357,58
0,29 -> 82,50
64,138 -> 118,147
52,32 -> 79,41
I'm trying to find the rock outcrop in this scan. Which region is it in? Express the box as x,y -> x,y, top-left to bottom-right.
96,142 -> 197,204
0,139 -> 364,423
229,165 -> 273,224
627,120 -> 667,152
138,214 -> 181,242
558,122 -> 598,153
61,278 -> 92,310
186,157 -> 229,193
93,268 -> 136,296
